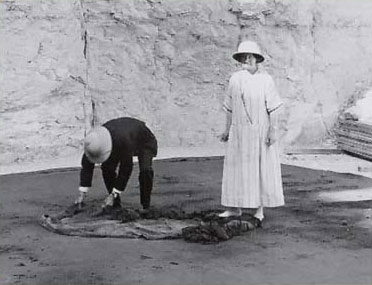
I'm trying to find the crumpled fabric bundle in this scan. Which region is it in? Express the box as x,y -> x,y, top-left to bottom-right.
182,215 -> 260,244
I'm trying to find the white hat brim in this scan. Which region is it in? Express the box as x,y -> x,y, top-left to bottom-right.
232,52 -> 264,63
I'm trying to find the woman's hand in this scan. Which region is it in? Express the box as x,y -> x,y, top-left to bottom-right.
266,125 -> 277,146
219,131 -> 229,142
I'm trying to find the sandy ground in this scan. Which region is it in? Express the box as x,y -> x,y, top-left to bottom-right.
1,154 -> 371,285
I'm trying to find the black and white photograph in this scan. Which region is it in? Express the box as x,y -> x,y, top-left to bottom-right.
1,0 -> 371,284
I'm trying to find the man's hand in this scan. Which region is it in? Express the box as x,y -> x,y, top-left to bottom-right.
74,191 -> 86,206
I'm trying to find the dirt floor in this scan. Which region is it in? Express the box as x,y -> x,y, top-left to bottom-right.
1,156 -> 371,285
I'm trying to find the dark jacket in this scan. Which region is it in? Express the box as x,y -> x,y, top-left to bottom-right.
80,117 -> 157,189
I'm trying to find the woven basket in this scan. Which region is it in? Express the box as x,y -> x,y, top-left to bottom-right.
335,119 -> 372,161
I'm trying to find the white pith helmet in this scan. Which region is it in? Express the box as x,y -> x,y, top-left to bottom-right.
84,126 -> 112,163
232,41 -> 265,63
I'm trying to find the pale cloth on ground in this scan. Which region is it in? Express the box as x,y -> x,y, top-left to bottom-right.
345,89 -> 372,124
222,70 -> 284,208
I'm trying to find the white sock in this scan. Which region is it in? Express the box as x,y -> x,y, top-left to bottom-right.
254,206 -> 264,220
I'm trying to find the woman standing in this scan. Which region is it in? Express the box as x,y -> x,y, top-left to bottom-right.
219,41 -> 284,222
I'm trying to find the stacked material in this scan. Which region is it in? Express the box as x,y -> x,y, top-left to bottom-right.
335,89 -> 372,160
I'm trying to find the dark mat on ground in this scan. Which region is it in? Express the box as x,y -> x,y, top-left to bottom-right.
39,203 -> 260,241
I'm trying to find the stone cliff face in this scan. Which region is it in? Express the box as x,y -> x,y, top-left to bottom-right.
1,0 -> 371,168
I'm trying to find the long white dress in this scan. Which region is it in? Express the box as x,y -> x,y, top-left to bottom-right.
221,69 -> 284,208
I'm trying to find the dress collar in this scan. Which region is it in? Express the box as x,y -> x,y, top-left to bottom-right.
240,68 -> 266,76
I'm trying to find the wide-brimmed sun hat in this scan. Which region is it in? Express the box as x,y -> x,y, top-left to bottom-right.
84,126 -> 112,163
232,41 -> 265,63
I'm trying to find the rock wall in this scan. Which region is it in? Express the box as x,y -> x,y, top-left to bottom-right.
1,0 -> 86,166
1,0 -> 371,168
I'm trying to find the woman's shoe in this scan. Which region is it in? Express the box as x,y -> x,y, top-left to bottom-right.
254,206 -> 264,222
252,216 -> 263,228
254,214 -> 264,220
218,208 -> 242,218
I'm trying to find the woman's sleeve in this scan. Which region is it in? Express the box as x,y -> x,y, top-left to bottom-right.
265,76 -> 283,113
222,78 -> 233,113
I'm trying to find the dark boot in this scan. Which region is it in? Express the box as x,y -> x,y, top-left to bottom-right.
113,195 -> 121,209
